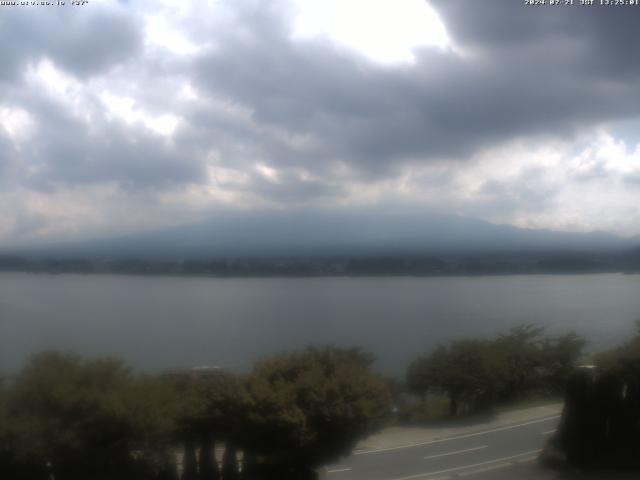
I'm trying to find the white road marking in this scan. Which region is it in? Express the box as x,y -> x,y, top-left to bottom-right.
354,416 -> 560,455
327,467 -> 352,473
423,445 -> 488,460
388,449 -> 541,480
457,454 -> 539,477
542,429 -> 556,435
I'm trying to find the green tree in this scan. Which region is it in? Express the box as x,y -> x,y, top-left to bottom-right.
5,352 -> 177,480
407,340 -> 504,417
441,340 -> 505,416
594,320 -> 640,369
540,332 -> 586,395
164,369 -> 244,480
406,345 -> 448,401
493,324 -> 545,401
239,346 -> 391,479
407,325 -> 586,419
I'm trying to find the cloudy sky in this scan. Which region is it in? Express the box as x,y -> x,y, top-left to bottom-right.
1,0 -> 640,246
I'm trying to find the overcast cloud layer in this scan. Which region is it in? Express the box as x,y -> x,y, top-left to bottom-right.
2,0 -> 640,246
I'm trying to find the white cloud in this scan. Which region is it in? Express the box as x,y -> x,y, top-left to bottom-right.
24,59 -> 90,121
291,0 -> 450,64
144,14 -> 201,55
100,92 -> 181,137
4,0 -> 640,246
0,105 -> 35,143
179,83 -> 199,101
255,163 -> 280,183
396,131 -> 640,235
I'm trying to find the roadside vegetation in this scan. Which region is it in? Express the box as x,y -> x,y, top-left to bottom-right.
404,325 -> 585,419
547,321 -> 640,470
6,322 -> 640,478
0,347 -> 391,480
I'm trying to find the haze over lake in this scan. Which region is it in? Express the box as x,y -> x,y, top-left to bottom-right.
1,272 -> 639,376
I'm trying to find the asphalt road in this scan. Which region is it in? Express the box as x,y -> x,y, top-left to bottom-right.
319,415 -> 560,480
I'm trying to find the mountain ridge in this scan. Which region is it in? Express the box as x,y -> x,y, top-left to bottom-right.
4,209 -> 636,260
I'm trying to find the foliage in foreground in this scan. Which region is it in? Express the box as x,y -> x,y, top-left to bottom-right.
406,325 -> 586,417
0,347 -> 391,480
242,347 -> 391,472
0,353 -> 179,480
550,324 -> 640,470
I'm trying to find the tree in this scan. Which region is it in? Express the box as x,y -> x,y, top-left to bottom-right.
407,325 -> 587,418
555,361 -> 640,470
4,352 -> 177,480
540,332 -> 586,395
407,340 -> 504,416
493,324 -> 545,401
441,340 -> 506,416
239,346 -> 391,479
594,320 -> 640,369
406,347 -> 443,401
164,369 -> 244,480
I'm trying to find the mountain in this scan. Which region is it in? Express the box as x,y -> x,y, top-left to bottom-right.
7,209 -> 636,260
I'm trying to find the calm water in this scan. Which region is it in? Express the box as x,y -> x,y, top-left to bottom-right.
1,272 -> 639,376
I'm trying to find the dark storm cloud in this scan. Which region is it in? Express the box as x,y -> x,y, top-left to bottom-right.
5,0 -> 640,193
3,0 -> 640,242
189,0 -> 640,181
430,0 -> 640,76
0,3 -> 141,81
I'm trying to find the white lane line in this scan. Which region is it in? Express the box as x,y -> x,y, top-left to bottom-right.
389,449 -> 541,480
457,454 -> 539,477
424,445 -> 488,460
354,416 -> 560,455
327,467 -> 352,473
542,429 -> 556,435
406,455 -> 539,480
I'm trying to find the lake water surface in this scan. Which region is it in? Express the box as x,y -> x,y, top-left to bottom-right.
1,272 -> 639,376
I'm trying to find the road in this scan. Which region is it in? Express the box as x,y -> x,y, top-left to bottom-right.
320,415 -> 560,480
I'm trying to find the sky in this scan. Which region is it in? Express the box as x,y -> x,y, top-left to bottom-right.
1,0 -> 640,246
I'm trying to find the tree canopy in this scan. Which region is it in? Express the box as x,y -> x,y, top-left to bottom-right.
594,320 -> 640,369
241,346 -> 391,473
1,352 -> 178,480
0,347 -> 392,480
407,325 -> 586,416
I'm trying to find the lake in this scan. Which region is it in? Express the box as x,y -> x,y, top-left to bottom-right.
1,272 -> 639,376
